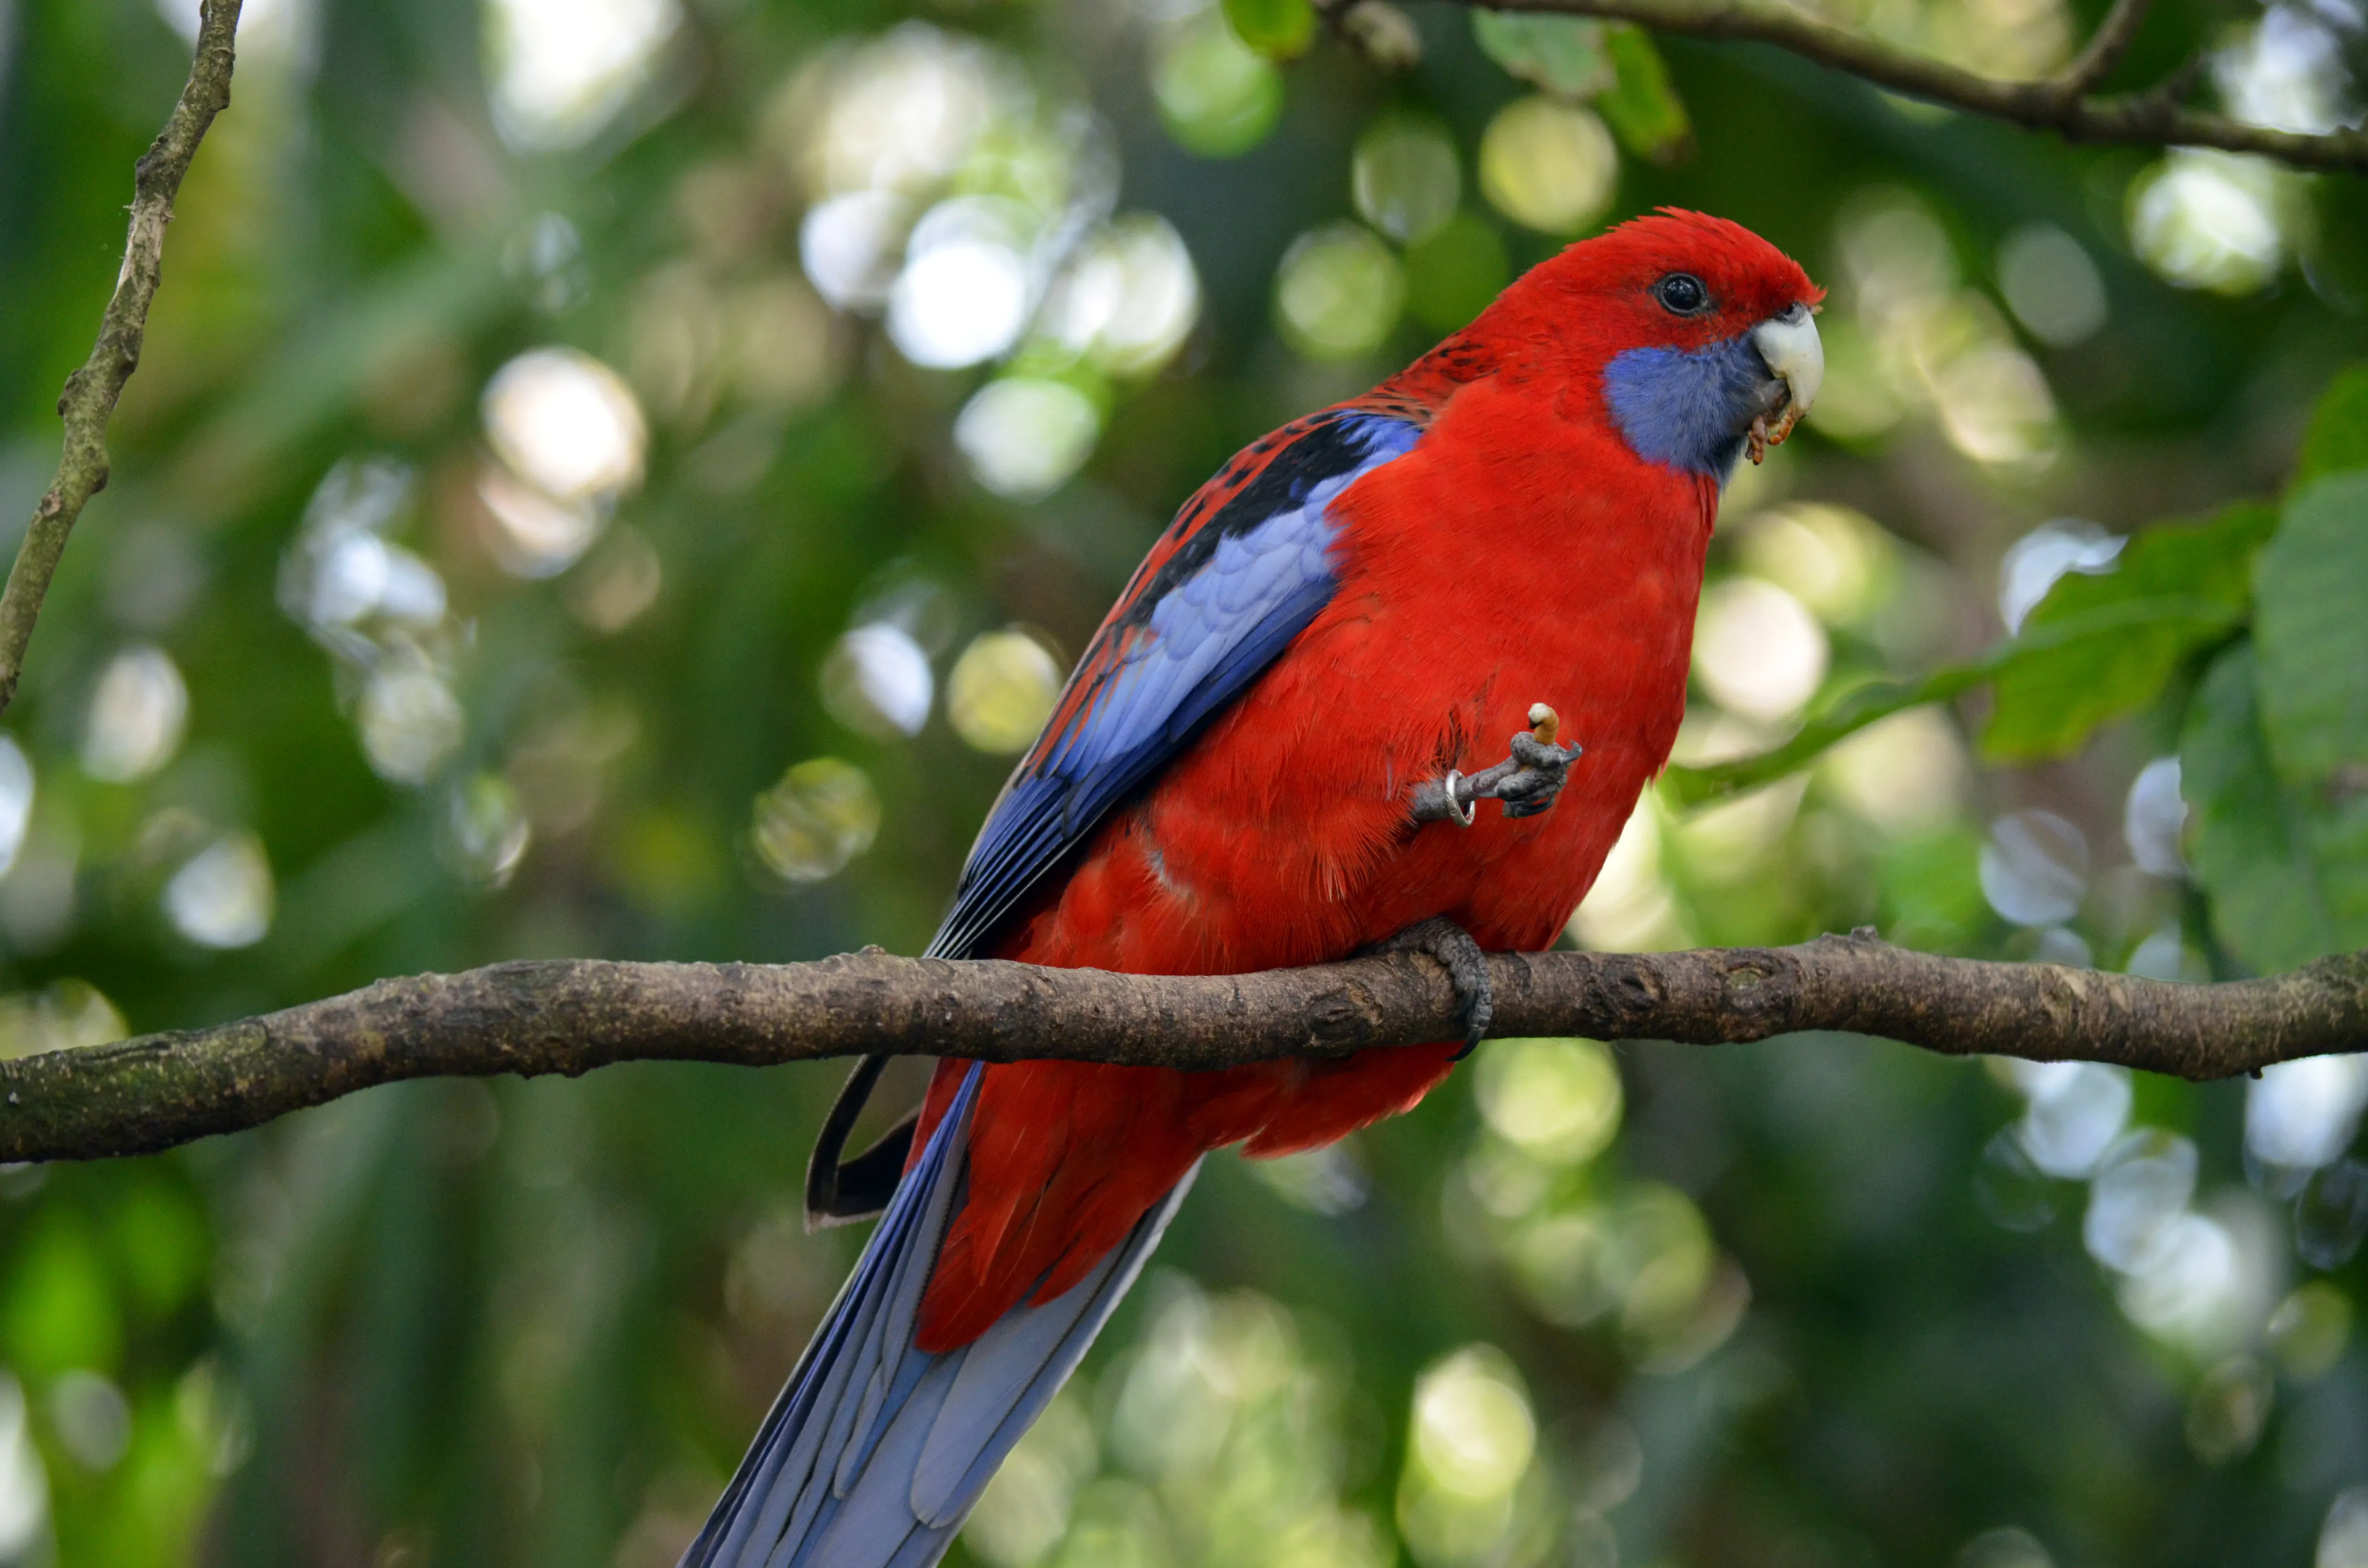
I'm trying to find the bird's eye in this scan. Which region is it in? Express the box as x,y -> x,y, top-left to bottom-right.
1654,273 -> 1710,316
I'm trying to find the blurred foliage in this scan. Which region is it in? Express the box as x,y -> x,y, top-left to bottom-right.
1,0 -> 2367,1565
1224,0 -> 1317,60
1981,499 -> 2269,761
1596,26 -> 1690,165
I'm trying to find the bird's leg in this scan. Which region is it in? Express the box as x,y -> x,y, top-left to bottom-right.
1390,705 -> 1574,1059
1410,703 -> 1583,827
1366,916 -> 1493,1059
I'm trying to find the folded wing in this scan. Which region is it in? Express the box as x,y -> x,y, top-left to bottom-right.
929,409 -> 1423,961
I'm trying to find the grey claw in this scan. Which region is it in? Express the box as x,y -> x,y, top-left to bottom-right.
1409,723 -> 1581,827
1491,732 -> 1582,820
1369,916 -> 1492,1058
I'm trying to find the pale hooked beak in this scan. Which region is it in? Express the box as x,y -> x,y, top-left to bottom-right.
1744,303 -> 1824,465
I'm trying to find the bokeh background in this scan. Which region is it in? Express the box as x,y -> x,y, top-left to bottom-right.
1,0 -> 2367,1562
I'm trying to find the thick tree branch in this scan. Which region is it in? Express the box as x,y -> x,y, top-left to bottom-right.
0,0 -> 242,718
1463,0 -> 2368,175
1,935 -> 2360,1164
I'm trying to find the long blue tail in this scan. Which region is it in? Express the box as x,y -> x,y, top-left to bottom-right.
682,1065 -> 1197,1568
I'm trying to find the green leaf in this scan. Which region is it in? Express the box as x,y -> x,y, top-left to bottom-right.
1471,10 -> 1614,98
2294,362 -> 2368,488
1224,0 -> 1318,60
1596,24 -> 1691,163
1665,592 -> 2252,806
2253,470 -> 2368,790
2183,642 -> 2368,973
1981,501 -> 2274,762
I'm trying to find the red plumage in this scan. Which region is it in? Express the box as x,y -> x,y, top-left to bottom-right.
908,209 -> 1820,1353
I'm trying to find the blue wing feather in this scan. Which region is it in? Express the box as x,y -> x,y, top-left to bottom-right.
928,409 -> 1422,960
681,1062 -> 1200,1568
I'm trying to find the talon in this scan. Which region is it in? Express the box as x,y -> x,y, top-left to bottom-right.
1496,723 -> 1582,821
1409,703 -> 1582,827
1368,916 -> 1492,1058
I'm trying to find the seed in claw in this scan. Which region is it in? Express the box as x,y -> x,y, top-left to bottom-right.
1526,702 -> 1560,747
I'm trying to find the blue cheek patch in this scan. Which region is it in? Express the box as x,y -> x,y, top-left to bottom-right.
1602,335 -> 1769,482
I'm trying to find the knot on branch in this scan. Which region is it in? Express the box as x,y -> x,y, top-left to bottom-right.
1298,979 -> 1392,1055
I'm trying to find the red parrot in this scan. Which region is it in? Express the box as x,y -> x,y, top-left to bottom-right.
683,208 -> 1823,1568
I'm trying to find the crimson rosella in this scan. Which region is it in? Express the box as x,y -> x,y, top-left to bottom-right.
682,208 -> 1824,1568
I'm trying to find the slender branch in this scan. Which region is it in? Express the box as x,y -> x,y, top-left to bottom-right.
2055,0 -> 2152,95
0,0 -> 243,718
1,935 -> 2360,1164
1663,595 -> 2241,806
1462,0 -> 2368,175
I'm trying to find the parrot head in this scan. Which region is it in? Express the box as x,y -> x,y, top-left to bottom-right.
1463,208 -> 1825,483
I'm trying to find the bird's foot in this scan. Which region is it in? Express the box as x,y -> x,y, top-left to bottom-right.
1410,703 -> 1583,827
1367,916 -> 1493,1059
1745,401 -> 1804,466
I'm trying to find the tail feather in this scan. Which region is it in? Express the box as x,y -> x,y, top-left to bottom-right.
683,1065 -> 1196,1568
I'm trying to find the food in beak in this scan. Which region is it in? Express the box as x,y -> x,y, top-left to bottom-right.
1745,304 -> 1824,466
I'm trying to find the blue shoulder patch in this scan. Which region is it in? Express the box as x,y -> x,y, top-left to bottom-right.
1602,334 -> 1768,482
927,409 -> 1420,960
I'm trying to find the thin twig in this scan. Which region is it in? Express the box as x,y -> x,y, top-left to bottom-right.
0,0 -> 243,718
2054,0 -> 2154,96
0,936 -> 2360,1164
1462,0 -> 2368,175
1662,594 -> 2242,806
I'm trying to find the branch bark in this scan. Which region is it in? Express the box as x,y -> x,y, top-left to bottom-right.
3,935 -> 2361,1164
1463,0 -> 2368,176
0,0 -> 243,718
